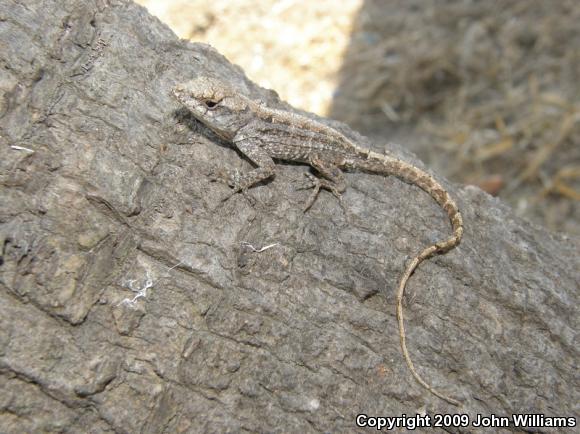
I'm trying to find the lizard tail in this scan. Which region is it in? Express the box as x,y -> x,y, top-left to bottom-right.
396,240 -> 462,406
394,169 -> 464,406
353,155 -> 464,405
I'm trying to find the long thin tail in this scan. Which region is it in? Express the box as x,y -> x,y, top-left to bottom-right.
396,231 -> 462,406
351,154 -> 464,405
394,167 -> 464,406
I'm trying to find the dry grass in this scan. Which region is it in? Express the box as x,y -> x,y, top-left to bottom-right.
332,1 -> 580,234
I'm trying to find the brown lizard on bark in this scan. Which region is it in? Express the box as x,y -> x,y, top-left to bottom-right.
172,76 -> 464,406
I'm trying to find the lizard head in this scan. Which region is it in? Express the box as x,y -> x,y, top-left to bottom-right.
172,76 -> 253,140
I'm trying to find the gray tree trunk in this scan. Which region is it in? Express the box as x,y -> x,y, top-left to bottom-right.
0,1 -> 578,433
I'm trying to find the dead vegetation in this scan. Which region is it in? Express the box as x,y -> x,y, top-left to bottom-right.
331,0 -> 580,234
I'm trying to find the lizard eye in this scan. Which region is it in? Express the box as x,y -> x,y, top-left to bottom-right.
204,99 -> 219,109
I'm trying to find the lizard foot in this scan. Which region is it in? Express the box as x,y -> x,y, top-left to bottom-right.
207,169 -> 257,207
209,190 -> 257,214
298,173 -> 343,212
207,167 -> 245,189
219,187 -> 256,206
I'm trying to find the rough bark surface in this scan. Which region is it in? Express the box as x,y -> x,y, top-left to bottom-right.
0,1 -> 578,433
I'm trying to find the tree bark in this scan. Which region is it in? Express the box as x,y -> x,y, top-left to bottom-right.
0,1 -> 578,432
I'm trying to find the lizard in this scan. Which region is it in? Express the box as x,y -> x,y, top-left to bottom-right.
172,76 -> 465,406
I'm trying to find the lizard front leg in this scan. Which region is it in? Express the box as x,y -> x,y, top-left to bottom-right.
215,136 -> 276,201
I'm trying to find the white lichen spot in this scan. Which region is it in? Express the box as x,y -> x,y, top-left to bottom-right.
117,270 -> 153,308
116,261 -> 183,308
308,398 -> 320,411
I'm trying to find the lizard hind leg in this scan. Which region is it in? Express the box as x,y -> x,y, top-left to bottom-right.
300,154 -> 347,212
